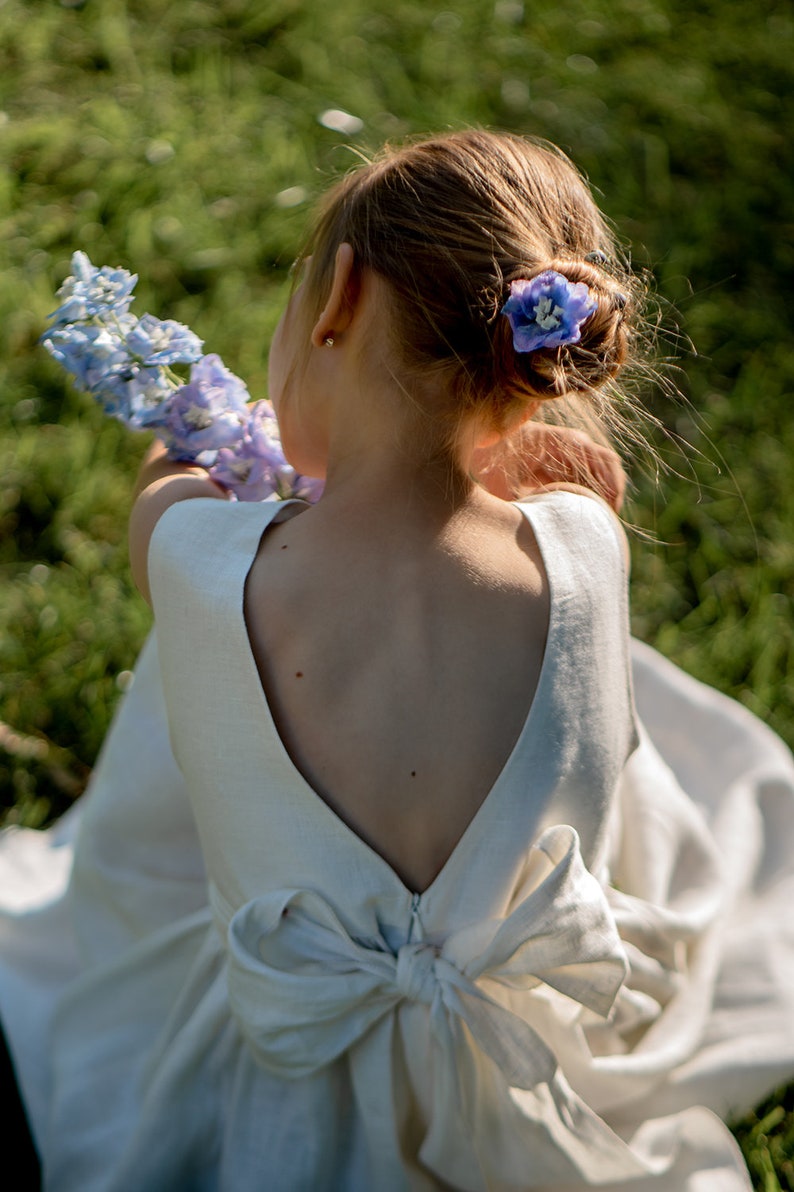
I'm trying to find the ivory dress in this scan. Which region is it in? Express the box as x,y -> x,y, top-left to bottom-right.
2,490 -> 794,1190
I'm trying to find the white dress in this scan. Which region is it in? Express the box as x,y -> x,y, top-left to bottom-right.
2,491 -> 794,1190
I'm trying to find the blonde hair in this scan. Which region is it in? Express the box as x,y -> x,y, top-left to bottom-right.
296,130 -> 649,454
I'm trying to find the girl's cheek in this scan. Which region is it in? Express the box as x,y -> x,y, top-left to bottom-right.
268,319 -> 288,409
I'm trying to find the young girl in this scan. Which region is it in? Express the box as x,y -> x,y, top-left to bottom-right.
2,130 -> 794,1191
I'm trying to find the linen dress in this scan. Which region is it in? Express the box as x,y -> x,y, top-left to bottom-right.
2,490 -> 794,1190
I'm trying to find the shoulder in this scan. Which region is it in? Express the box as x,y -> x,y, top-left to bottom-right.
149,496 -> 244,564
147,499 -> 286,617
514,487 -> 629,570
515,490 -> 637,758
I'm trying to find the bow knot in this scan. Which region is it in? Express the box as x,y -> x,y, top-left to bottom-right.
223,825 -> 627,1084
396,942 -> 439,1004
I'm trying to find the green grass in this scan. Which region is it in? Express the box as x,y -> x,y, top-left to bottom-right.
1,0 -> 793,1182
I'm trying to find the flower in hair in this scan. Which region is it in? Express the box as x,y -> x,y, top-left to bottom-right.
501,270 -> 597,353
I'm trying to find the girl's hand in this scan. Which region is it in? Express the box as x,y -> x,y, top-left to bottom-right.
472,423 -> 626,513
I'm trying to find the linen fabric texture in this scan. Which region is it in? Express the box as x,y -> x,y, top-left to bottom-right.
0,492 -> 792,1189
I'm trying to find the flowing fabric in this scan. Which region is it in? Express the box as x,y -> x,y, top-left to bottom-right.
0,492 -> 791,1189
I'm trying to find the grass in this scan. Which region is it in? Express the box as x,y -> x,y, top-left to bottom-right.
1,0 -> 793,1183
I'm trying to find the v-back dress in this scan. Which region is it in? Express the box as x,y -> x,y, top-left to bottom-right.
2,490 -> 794,1190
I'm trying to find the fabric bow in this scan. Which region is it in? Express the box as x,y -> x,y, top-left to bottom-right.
224,825 -> 627,1087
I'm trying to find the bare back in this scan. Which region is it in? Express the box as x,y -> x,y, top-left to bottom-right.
244,495 -> 549,893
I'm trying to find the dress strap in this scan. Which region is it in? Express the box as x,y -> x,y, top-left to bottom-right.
148,497 -> 308,620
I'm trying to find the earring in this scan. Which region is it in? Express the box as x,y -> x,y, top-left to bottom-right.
323,335 -> 335,347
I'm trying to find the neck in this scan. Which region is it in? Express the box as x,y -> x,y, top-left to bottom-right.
315,373 -> 493,528
320,441 -> 478,530
295,290 -> 494,529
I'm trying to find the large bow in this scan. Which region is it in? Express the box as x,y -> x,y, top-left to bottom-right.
224,825 -> 627,1087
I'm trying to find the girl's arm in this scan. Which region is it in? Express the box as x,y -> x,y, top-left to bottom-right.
473,423 -> 630,566
128,440 -> 229,605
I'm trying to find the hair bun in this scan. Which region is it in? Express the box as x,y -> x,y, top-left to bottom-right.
498,258 -> 632,404
299,131 -> 647,442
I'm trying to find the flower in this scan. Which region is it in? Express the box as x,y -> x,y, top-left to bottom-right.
125,313 -> 203,367
290,473 -> 326,503
501,271 -> 598,353
42,255 -> 325,504
164,354 -> 249,461
41,320 -> 136,417
48,251 -> 138,326
114,367 -> 177,429
210,400 -> 325,503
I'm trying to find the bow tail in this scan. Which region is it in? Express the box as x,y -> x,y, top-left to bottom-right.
413,1000 -> 490,1192
347,1013 -> 423,1192
419,986 -> 659,1188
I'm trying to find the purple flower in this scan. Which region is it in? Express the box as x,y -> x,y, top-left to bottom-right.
501,271 -> 598,353
209,400 -> 324,503
48,252 -> 138,326
125,313 -> 203,367
164,354 -> 249,461
290,473 -> 325,503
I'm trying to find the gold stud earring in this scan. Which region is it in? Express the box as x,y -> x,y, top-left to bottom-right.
323,335 -> 335,347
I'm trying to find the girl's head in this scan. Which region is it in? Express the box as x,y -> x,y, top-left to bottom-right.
291,130 -> 645,463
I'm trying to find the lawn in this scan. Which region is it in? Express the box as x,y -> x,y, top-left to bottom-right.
0,0 -> 792,1184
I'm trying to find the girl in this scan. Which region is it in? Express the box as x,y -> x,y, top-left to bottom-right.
2,130 -> 794,1190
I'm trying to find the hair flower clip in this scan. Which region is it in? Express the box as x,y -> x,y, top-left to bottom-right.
501,270 -> 598,353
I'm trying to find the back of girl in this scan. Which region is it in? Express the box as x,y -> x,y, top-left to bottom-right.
4,130 -> 793,1191
133,132 -> 634,899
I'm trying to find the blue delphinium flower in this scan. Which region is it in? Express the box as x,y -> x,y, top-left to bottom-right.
42,255 -> 324,503
210,401 -> 325,503
108,367 -> 177,429
165,354 -> 249,461
501,271 -> 598,354
41,320 -> 135,417
125,313 -> 204,368
48,251 -> 138,326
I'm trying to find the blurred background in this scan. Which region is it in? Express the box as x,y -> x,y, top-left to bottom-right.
0,0 -> 792,1181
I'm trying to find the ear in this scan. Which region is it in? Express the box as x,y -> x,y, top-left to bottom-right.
311,243 -> 358,348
